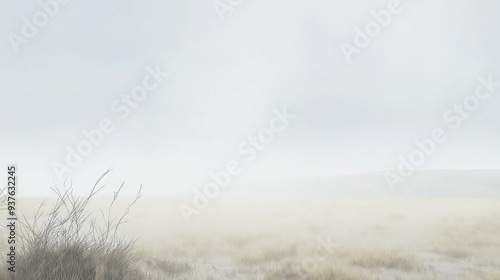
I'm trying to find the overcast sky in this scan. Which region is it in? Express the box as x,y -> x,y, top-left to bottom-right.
1,0 -> 499,195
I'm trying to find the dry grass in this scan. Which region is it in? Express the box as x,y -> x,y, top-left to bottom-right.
311,267 -> 369,280
346,249 -> 424,272
0,171 -> 145,280
472,270 -> 500,280
1,188 -> 500,279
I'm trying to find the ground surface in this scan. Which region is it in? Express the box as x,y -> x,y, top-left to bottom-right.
4,195 -> 498,279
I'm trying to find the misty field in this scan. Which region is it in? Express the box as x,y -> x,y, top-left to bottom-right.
2,195 -> 499,279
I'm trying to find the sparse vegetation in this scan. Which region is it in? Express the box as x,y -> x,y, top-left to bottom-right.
1,189 -> 499,279
0,170 -> 144,280
347,250 -> 424,271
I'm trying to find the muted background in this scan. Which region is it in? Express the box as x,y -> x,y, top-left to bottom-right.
1,0 -> 499,195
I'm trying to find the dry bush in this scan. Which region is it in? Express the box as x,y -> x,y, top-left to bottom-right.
0,170 -> 143,280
